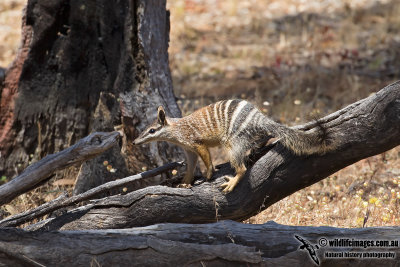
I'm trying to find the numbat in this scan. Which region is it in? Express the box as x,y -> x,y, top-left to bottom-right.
133,100 -> 333,193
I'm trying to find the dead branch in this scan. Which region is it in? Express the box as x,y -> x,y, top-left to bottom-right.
0,132 -> 120,206
0,161 -> 184,227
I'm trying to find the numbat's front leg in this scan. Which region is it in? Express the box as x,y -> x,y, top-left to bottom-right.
181,145 -> 214,187
220,164 -> 247,193
194,145 -> 214,180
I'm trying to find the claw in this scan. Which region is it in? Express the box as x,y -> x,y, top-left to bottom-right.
220,176 -> 238,193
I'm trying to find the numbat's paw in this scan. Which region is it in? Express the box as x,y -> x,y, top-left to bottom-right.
220,176 -> 239,193
206,169 -> 214,180
177,183 -> 192,189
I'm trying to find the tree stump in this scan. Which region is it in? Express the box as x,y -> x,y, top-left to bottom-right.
0,0 -> 182,192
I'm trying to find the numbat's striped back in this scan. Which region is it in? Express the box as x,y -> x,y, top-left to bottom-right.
133,99 -> 334,193
177,100 -> 267,144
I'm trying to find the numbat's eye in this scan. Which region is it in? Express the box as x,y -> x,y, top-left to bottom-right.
149,128 -> 156,134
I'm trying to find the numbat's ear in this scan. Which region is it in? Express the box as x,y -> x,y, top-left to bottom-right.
157,106 -> 168,126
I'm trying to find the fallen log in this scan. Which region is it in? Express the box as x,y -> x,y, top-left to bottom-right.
1,221 -> 399,266
26,81 -> 400,230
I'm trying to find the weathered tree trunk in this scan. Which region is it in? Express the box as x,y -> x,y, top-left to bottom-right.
1,221 -> 399,266
0,0 -> 181,191
22,81 -> 399,231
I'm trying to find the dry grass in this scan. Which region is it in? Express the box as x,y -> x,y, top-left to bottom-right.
168,0 -> 400,227
168,0 -> 400,120
0,0 -> 24,68
248,147 -> 400,227
1,0 -> 399,227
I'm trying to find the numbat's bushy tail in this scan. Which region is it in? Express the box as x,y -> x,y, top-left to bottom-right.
133,100 -> 334,193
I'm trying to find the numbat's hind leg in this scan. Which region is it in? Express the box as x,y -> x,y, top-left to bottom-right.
220,163 -> 247,193
220,143 -> 249,193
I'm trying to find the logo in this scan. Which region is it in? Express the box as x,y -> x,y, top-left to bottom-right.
294,235 -> 397,265
294,235 -> 321,265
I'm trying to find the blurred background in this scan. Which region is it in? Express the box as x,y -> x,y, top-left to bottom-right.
1,0 -> 399,227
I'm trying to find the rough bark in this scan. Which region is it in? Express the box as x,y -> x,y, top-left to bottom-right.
26,81 -> 399,231
1,221 -> 399,266
0,0 -> 181,191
